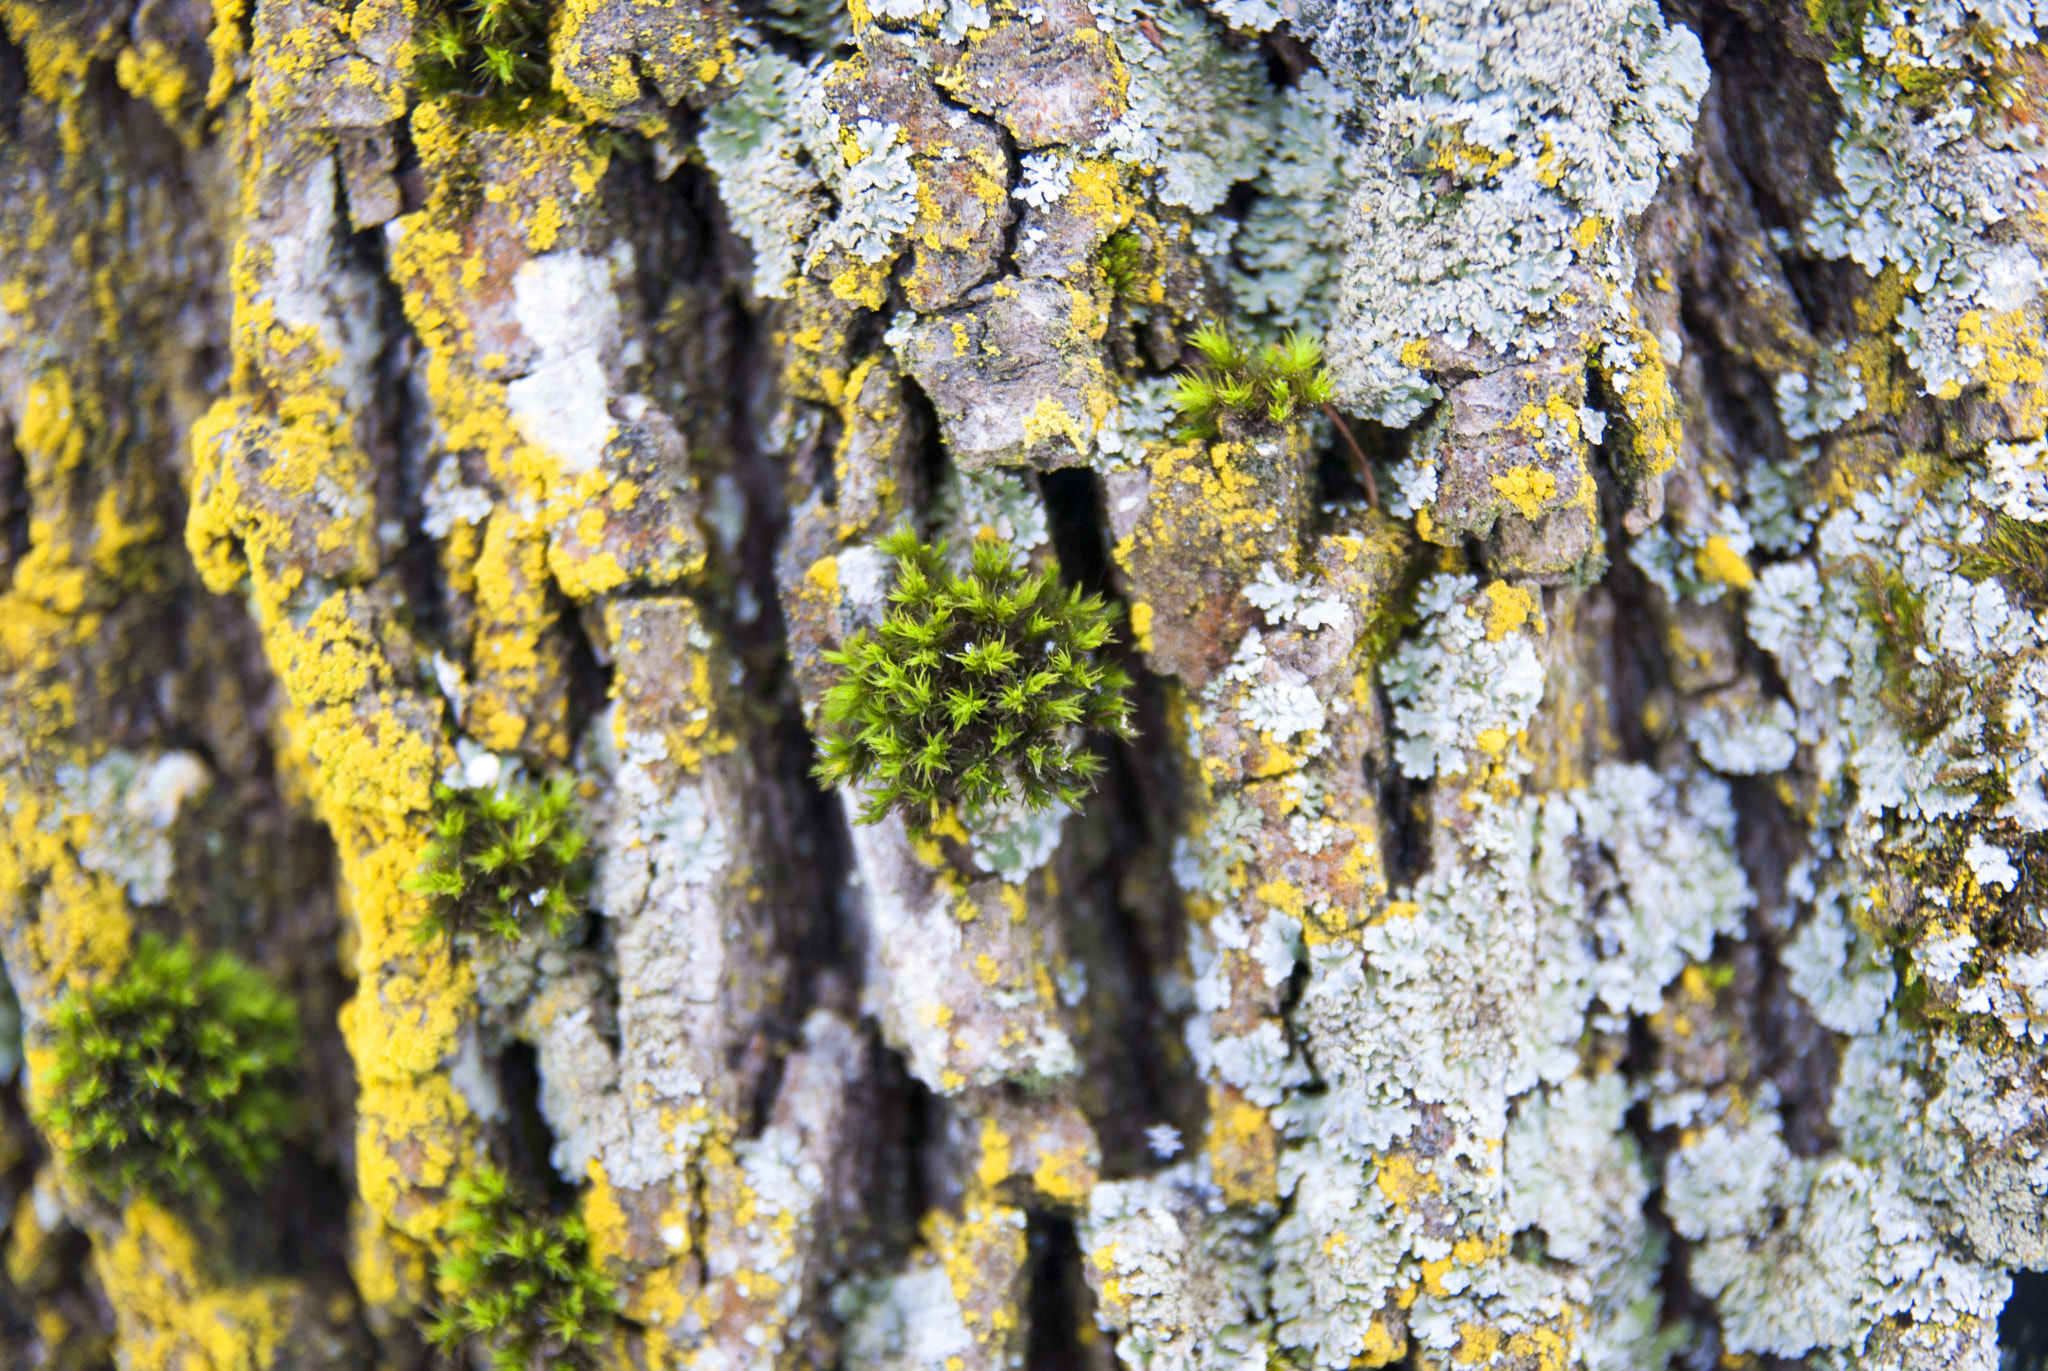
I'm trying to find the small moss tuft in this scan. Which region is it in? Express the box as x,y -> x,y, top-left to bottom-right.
1098,229 -> 1146,302
815,529 -> 1135,830
425,1164 -> 617,1371
1853,557 -> 1967,747
1956,512 -> 2048,611
1171,325 -> 1335,440
415,0 -> 554,115
40,935 -> 299,1207
406,775 -> 590,947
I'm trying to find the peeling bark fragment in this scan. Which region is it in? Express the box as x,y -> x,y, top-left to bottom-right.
846,812 -> 1078,1093
831,357 -> 932,544
894,277 -> 1116,470
685,1011 -> 869,1366
1013,154 -> 1136,284
553,0 -> 741,126
826,31 -> 1012,311
337,125 -> 403,231
249,0 -> 407,135
1410,348 -> 1601,584
1111,430 -> 1314,686
936,0 -> 1127,148
544,400 -> 707,600
189,401 -> 381,584
467,513 -> 572,758
944,1088 -> 1100,1212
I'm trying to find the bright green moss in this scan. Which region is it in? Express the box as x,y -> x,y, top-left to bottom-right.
425,1164 -> 617,1371
1098,229 -> 1146,303
415,0 -> 554,115
39,935 -> 299,1207
406,776 -> 590,947
1171,324 -> 1335,439
815,529 -> 1135,830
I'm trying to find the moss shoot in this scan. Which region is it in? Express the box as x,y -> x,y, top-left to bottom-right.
425,1164 -> 617,1370
39,935 -> 299,1207
407,775 -> 590,947
416,0 -> 555,116
815,529 -> 1135,830
1171,324 -> 1335,440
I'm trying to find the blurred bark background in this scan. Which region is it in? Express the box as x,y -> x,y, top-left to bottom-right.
3,2 -> 2047,1369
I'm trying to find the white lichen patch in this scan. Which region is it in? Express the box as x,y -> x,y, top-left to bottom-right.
1307,0 -> 1709,422
1381,574 -> 1546,778
1666,1111 -> 2010,1368
1748,474 -> 2048,829
1081,1162 -> 1273,1371
1089,0 -> 1274,213
698,52 -> 828,298
837,1263 -> 977,1370
1251,759 -> 1748,1365
964,793 -> 1070,883
505,248 -> 627,476
1802,15 -> 2048,398
935,465 -> 1049,571
809,118 -> 921,266
698,52 -> 921,296
1685,685 -> 1797,776
1229,72 -> 1362,337
1987,437 -> 2048,521
51,750 -> 212,907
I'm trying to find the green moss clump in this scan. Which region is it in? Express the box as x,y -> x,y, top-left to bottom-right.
1956,511 -> 2048,611
416,0 -> 554,113
1854,558 -> 1969,747
425,1165 -> 617,1370
1098,229 -> 1145,302
40,935 -> 299,1207
815,529 -> 1135,829
1171,325 -> 1335,440
407,775 -> 590,947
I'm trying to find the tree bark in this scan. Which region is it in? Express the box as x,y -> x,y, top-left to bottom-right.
2,2 -> 2046,1369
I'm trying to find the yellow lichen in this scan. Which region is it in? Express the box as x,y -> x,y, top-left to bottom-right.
1693,535 -> 1755,589
1489,466 -> 1559,519
1479,581 -> 1540,641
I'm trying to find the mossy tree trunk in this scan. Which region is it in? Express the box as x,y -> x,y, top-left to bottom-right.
3,2 -> 2047,1369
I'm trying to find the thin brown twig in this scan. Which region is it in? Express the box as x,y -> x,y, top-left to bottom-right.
1323,402 -> 1378,510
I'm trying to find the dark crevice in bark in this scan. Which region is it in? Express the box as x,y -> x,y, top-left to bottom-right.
1692,2 -> 1844,239
1023,1210 -> 1093,1371
0,1064 -> 117,1367
1036,466 -> 1203,1177
987,121 -> 1027,285
1259,27 -> 1323,90
349,208 -> 442,643
1728,773 -> 1802,935
555,592 -> 614,775
1040,465 -> 1112,594
496,1040 -> 577,1211
2004,1270 -> 2048,1367
1656,8 -> 1848,1168
1067,658 -> 1206,1179
1372,760 -> 1432,894
1313,410 -> 1402,516
898,373 -> 950,541
1589,464 -> 1678,769
0,420 -> 25,578
851,1035 -> 936,1272
0,25 -> 24,142
1735,930 -> 1841,1158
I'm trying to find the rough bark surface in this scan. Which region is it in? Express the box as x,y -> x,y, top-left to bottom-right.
2,2 -> 2048,1369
